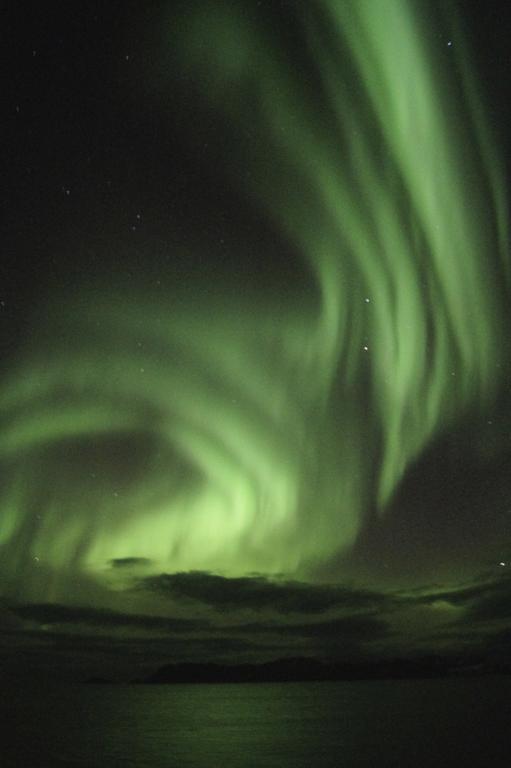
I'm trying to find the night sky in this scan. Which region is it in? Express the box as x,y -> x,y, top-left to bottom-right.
2,0 -> 511,682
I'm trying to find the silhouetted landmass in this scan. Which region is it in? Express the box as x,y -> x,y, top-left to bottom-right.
136,655 -> 511,685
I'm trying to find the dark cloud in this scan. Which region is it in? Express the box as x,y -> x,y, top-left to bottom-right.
272,615 -> 391,640
109,557 -> 153,569
8,602 -> 209,633
18,629 -> 258,659
5,569 -> 511,682
233,614 -> 391,643
464,574 -> 511,622
140,571 -> 394,614
0,603 -> 26,631
480,628 -> 511,655
411,571 -> 511,622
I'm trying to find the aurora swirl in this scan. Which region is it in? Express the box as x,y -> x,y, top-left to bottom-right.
0,0 -> 507,600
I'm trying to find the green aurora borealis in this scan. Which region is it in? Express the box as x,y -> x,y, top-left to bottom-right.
1,0 -> 511,676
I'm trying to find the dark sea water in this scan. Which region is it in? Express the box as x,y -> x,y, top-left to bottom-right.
3,677 -> 510,767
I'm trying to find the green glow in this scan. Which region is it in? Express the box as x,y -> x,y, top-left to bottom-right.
175,0 -> 507,502
0,0 -> 507,595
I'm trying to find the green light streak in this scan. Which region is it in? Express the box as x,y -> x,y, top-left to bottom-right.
0,0 -> 507,595
175,0 -> 507,503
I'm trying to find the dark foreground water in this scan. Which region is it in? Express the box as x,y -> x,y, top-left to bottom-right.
3,677 -> 510,767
